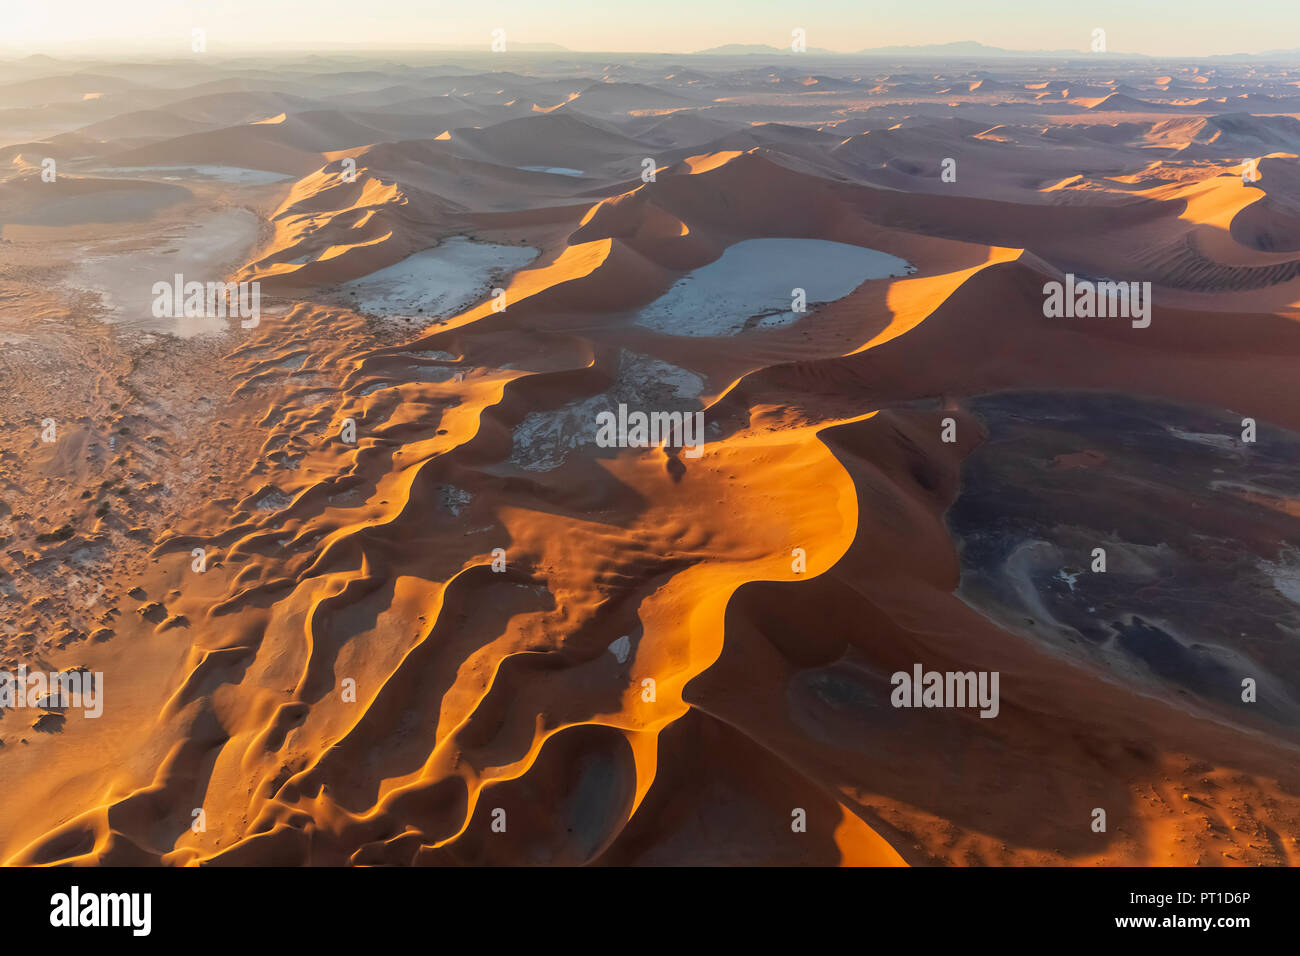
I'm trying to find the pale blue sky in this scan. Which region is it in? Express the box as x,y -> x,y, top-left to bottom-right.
4,0 -> 1296,57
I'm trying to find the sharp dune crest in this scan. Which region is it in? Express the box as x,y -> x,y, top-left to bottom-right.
4,49 -> 1300,869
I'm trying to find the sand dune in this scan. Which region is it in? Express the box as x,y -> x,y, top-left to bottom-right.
447,112 -> 648,170
3,50 -> 1300,869
560,81 -> 702,115
106,110 -> 405,176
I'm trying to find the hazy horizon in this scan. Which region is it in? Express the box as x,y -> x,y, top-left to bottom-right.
3,0 -> 1297,58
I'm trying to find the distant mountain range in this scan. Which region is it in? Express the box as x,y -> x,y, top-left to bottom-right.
691,40 -> 1300,59
1211,47 -> 1300,60
692,40 -> 1125,57
691,43 -> 842,57
8,39 -> 1300,61
858,41 -> 1098,57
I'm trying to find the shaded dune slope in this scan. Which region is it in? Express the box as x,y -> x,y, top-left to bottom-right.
8,146 -> 1300,867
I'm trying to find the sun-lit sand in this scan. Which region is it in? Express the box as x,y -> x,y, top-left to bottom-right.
2,47 -> 1300,870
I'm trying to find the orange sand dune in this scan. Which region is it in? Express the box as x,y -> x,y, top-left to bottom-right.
5,53 -> 1300,869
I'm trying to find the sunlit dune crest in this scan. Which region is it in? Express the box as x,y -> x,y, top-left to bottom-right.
2,46 -> 1300,872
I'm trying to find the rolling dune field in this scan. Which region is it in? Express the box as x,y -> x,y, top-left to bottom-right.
3,41 -> 1300,873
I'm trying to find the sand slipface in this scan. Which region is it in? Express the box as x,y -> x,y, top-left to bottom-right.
1,47 -> 1300,873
